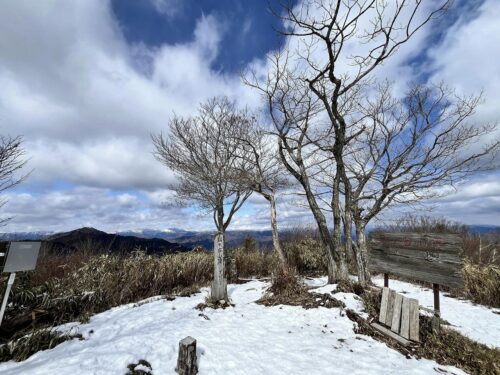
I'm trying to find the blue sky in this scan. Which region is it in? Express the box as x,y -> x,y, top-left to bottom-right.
0,0 -> 498,233
111,0 -> 288,73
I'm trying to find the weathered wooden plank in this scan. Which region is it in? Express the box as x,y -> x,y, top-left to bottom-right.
400,297 -> 410,339
371,322 -> 412,347
409,298 -> 420,342
391,293 -> 403,333
379,287 -> 390,324
370,236 -> 462,251
385,289 -> 396,326
369,251 -> 462,274
370,250 -> 462,276
369,246 -> 462,263
369,250 -> 464,288
370,232 -> 462,249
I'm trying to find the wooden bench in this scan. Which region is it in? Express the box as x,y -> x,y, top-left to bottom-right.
371,287 -> 419,346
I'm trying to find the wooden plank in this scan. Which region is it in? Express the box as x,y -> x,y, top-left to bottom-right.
371,322 -> 412,347
369,232 -> 464,288
369,250 -> 464,288
369,246 -> 462,263
379,287 -> 390,324
409,298 -> 420,342
370,232 -> 462,251
400,297 -> 410,339
391,293 -> 403,333
385,289 -> 396,326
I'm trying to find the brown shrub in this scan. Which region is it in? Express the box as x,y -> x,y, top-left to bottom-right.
230,248 -> 276,279
281,230 -> 327,275
463,261 -> 500,308
2,251 -> 214,337
268,265 -> 305,298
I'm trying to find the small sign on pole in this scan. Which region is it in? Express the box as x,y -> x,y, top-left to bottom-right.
0,241 -> 41,326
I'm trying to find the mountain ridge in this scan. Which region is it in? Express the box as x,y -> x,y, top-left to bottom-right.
1,224 -> 498,251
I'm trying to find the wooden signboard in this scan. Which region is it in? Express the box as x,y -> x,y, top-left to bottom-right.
369,232 -> 464,288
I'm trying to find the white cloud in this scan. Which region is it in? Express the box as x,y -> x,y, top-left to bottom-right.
426,0 -> 500,152
150,0 -> 183,19
0,0 -> 258,191
1,187 -> 211,233
0,0 -> 498,232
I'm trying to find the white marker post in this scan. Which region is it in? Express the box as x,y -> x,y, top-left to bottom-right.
0,273 -> 16,326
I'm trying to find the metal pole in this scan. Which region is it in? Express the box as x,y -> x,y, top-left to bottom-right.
384,273 -> 389,287
0,272 -> 16,327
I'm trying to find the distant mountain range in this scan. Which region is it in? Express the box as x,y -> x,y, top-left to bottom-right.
0,224 -> 498,253
0,227 -> 189,255
118,229 -> 274,250
0,227 -> 275,252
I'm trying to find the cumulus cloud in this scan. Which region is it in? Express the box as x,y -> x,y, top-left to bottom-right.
426,0 -> 500,152
1,187 -> 208,233
0,1 -> 257,191
0,0 -> 498,232
0,0 -> 262,232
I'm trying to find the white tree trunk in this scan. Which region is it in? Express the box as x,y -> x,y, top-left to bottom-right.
344,207 -> 354,263
211,231 -> 227,301
355,222 -> 370,286
270,195 -> 286,264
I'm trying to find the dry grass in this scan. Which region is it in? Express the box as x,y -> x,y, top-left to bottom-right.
281,230 -> 328,275
1,251 -> 214,342
257,265 -> 345,309
230,248 -> 276,279
463,261 -> 500,308
269,266 -> 305,297
0,328 -> 82,362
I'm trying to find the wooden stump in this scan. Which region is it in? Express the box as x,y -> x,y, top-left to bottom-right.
176,336 -> 198,375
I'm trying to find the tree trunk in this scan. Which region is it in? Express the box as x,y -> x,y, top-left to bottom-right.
300,180 -> 338,282
269,193 -> 286,264
211,230 -> 228,301
333,172 -> 348,281
344,205 -> 353,264
354,221 -> 370,286
276,140 -> 338,282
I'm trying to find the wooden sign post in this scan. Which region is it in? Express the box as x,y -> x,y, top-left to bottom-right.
369,233 -> 463,333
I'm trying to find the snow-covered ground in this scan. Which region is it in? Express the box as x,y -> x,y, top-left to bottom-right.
371,275 -> 500,348
0,279 -> 470,375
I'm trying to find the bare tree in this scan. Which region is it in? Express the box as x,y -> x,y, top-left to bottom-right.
246,0 -> 453,282
152,97 -> 253,301
345,83 -> 499,284
0,135 -> 28,225
245,52 -> 343,282
236,124 -> 291,264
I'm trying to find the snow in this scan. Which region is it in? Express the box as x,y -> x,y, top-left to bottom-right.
372,275 -> 500,348
0,279 -> 468,375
